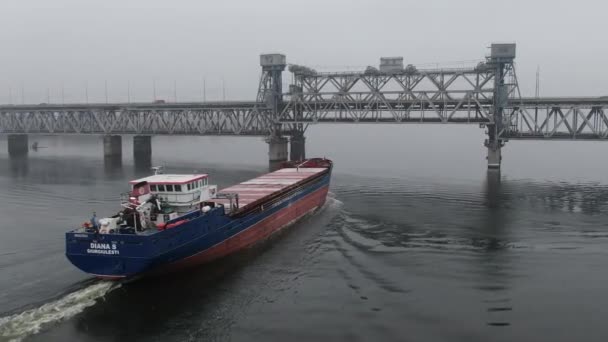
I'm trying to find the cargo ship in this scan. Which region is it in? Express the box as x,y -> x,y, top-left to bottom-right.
65,158 -> 332,279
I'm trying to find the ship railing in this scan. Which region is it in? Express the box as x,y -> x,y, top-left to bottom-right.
214,192 -> 240,214
119,191 -> 202,207
156,192 -> 201,204
120,192 -> 134,209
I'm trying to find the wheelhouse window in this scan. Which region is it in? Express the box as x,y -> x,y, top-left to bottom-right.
150,184 -> 157,192
157,184 -> 165,192
187,183 -> 191,191
174,184 -> 182,192
166,184 -> 174,192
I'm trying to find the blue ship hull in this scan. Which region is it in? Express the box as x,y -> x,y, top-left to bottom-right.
66,169 -> 331,279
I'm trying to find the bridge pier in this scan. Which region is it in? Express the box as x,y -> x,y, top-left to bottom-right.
103,135 -> 122,159
268,135 -> 288,171
103,135 -> 122,165
8,134 -> 29,157
289,133 -> 306,161
486,146 -> 502,169
133,135 -> 152,172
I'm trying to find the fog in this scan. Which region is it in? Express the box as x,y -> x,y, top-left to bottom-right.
0,0 -> 606,104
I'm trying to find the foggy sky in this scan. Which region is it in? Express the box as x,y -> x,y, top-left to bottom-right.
0,0 -> 606,104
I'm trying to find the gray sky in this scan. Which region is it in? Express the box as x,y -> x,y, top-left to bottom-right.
0,0 -> 606,104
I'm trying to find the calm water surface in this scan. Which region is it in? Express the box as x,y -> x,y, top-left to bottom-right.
1,126 -> 608,342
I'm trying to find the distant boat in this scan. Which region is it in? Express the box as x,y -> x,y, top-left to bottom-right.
31,142 -> 47,150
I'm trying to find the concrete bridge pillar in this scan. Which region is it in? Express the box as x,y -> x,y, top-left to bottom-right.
268,135 -> 288,171
103,135 -> 122,161
133,135 -> 152,172
289,134 -> 306,162
485,122 -> 503,170
486,146 -> 502,169
8,134 -> 29,157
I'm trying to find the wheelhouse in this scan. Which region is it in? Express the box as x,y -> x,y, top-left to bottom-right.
128,174 -> 217,209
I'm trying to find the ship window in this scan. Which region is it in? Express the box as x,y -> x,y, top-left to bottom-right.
175,184 -> 182,192
151,184 -> 157,192
166,184 -> 174,192
187,183 -> 191,191
157,185 -> 165,192
199,180 -> 202,187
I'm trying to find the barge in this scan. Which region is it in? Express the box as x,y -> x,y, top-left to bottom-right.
65,158 -> 333,279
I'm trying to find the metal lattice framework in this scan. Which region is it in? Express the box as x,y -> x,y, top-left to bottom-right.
0,102 -> 274,136
503,98 -> 608,140
280,67 -> 496,124
1,51 -> 608,141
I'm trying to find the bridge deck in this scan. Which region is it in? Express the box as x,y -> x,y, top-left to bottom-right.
0,97 -> 607,139
0,101 -> 259,111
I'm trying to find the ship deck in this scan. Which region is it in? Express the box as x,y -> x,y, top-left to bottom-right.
213,167 -> 328,212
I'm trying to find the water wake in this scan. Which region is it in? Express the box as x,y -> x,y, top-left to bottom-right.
0,281 -> 119,342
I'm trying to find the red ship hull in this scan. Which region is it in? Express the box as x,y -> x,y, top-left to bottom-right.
159,184 -> 329,273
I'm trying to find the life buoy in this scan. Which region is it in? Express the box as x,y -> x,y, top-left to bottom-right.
166,219 -> 188,229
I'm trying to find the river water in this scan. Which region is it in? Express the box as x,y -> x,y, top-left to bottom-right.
1,125 -> 608,342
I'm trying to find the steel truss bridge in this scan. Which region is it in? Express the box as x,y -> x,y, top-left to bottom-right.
280,68 -> 608,140
0,102 -> 271,136
0,89 -> 606,139
1,43 -> 607,168
1,69 -> 607,140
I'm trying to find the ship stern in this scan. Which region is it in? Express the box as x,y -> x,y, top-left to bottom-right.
65,231 -> 155,279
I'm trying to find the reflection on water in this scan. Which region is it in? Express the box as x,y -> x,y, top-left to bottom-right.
133,154 -> 152,174
104,155 -> 123,179
484,170 -> 502,209
8,156 -> 29,179
480,170 -> 513,327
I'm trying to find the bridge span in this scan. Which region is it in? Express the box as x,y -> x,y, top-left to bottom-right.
1,43 -> 607,171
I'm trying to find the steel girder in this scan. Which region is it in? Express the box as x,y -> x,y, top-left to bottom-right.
0,104 -> 274,136
280,68 -> 496,124
503,103 -> 608,140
